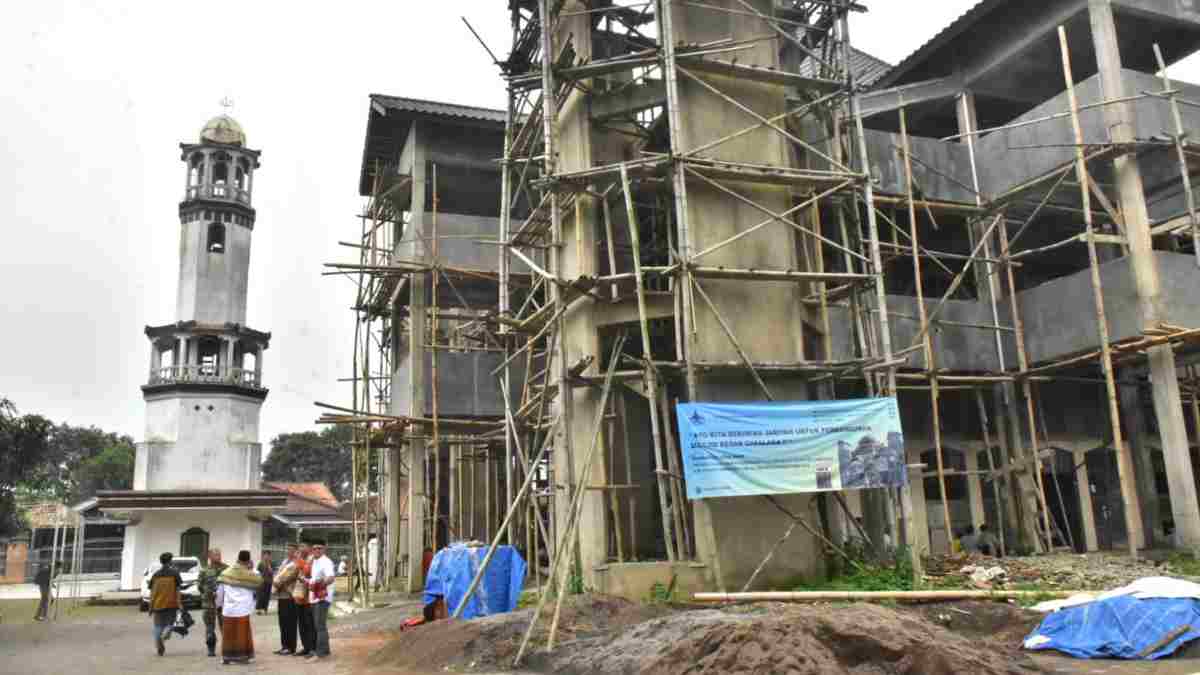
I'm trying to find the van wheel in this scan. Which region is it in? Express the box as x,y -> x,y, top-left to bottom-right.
139,600 -> 149,612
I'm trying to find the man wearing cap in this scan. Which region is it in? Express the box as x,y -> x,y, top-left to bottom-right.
306,540 -> 336,660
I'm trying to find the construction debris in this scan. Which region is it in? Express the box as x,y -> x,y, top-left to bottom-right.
925,551 -> 1191,591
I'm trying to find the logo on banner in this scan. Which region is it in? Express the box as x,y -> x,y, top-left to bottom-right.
689,410 -> 705,426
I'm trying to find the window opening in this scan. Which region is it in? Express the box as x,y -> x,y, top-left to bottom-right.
207,223 -> 226,253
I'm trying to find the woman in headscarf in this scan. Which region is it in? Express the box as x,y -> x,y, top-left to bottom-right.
216,550 -> 261,665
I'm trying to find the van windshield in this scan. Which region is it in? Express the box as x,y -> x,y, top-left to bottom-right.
172,560 -> 199,573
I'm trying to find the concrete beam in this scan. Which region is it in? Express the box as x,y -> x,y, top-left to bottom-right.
857,76 -> 963,120
591,81 -> 666,123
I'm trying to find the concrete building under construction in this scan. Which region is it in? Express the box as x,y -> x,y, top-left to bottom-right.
327,0 -> 1200,599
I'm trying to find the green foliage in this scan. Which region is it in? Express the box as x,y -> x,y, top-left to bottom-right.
261,425 -> 373,501
0,398 -> 54,536
74,444 -> 135,496
646,574 -> 678,604
796,546 -> 916,593
1167,552 -> 1200,578
567,565 -> 587,595
1008,582 -> 1058,608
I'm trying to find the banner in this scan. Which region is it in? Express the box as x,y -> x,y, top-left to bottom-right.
676,398 -> 906,500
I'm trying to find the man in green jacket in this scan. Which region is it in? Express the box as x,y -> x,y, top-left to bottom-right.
198,548 -> 228,657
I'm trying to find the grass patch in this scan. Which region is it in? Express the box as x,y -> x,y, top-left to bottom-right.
794,546 -> 917,593
0,598 -> 132,625
1167,553 -> 1200,578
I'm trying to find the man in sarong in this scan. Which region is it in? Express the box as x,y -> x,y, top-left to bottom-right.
215,549 -> 260,665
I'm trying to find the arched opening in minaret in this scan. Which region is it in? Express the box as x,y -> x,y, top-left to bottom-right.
189,153 -> 205,186
207,223 -> 225,253
211,152 -> 231,196
236,157 -> 251,192
197,338 -> 222,377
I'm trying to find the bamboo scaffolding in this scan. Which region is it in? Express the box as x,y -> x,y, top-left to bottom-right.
1059,25 -> 1142,556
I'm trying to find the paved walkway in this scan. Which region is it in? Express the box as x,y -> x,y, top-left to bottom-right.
0,575 -> 119,600
0,599 -> 425,675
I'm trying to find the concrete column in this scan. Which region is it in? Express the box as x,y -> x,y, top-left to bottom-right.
223,337 -> 234,379
965,448 -> 987,531
254,344 -> 263,384
403,124 -> 428,593
1089,0 -> 1200,554
149,342 -> 160,376
1074,449 -> 1099,552
907,465 -> 930,557
1120,380 -> 1159,547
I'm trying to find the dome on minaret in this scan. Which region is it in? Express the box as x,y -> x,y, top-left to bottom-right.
200,114 -> 246,146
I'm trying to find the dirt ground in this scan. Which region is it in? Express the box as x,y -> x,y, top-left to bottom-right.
7,593 -> 1200,674
361,595 -> 1200,675
0,596 -> 435,675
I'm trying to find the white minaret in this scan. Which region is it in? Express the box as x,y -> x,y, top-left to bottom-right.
138,113 -> 270,491
104,112 -> 283,591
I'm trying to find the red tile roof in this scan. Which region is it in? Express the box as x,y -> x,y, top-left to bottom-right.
264,482 -> 340,512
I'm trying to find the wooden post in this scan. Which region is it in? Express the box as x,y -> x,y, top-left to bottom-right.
900,104 -> 953,553
1088,0 -> 1200,555
621,164 -> 678,562
1059,25 -> 1143,556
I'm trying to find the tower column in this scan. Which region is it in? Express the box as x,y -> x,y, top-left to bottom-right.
254,344 -> 263,385
1089,0 -> 1200,553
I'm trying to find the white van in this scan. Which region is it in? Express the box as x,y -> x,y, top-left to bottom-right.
139,556 -> 203,611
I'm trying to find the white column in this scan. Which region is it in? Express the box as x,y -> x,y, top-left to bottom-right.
223,337 -> 235,379
254,344 -> 263,386
1074,449 -> 1099,552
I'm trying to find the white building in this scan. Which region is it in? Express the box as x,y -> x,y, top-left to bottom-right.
99,114 -> 285,590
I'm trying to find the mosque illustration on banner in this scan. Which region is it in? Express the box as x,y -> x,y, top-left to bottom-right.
837,431 -> 906,490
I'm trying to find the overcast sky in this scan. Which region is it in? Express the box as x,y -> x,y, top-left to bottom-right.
2,1 -> 1197,451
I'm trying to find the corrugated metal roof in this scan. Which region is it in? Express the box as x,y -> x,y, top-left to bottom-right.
370,94 -> 507,124
871,0 -> 1003,90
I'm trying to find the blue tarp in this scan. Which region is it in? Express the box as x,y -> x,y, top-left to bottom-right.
1024,596 -> 1200,659
423,543 -> 526,620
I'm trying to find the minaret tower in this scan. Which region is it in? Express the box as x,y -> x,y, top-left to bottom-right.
139,112 -> 271,491
102,111 -> 284,592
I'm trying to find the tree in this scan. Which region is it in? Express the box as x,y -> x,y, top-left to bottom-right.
45,424 -> 137,504
261,425 -> 369,501
74,443 -> 135,498
0,398 -> 54,537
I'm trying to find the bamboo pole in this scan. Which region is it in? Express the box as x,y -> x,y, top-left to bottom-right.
621,164 -> 678,562
694,589 -> 1084,603
900,104 -> 953,552
513,337 -> 627,663
1059,25 -> 1142,556
1153,43 -> 1200,267
974,390 -> 1007,557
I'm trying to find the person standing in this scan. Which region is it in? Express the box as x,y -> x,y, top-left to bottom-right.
292,543 -> 317,657
215,550 -> 260,665
256,550 -> 274,615
33,563 -> 52,621
198,548 -> 228,657
306,540 -> 336,661
271,543 -> 300,655
147,552 -> 182,657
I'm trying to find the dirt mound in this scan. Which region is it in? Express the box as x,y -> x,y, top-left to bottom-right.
367,595 -> 672,673
548,603 -> 1043,675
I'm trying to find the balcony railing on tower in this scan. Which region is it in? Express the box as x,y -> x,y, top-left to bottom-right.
148,365 -> 263,389
184,183 -> 251,205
